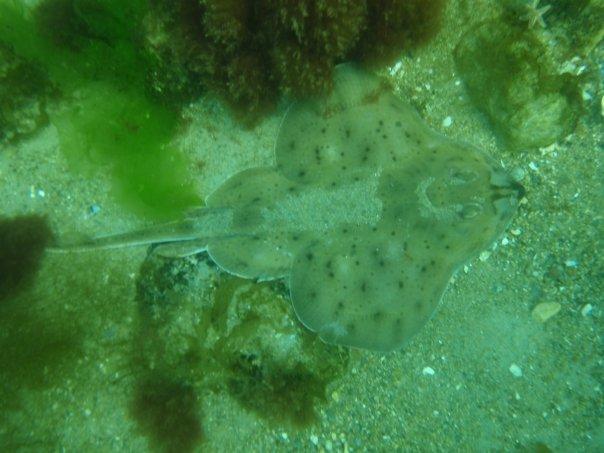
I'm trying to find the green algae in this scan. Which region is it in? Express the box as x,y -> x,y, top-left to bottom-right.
50,83 -> 200,218
0,0 -> 199,218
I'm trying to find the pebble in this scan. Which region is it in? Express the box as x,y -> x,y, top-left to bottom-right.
532,302 -> 561,323
564,259 -> 578,268
389,61 -> 403,75
442,116 -> 453,128
422,366 -> 436,376
509,364 -> 523,378
310,434 -> 319,446
29,185 -> 46,198
581,304 -> 593,317
479,251 -> 491,261
511,167 -> 526,181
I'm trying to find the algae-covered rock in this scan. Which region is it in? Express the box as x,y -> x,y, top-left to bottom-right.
210,275 -> 349,426
134,252 -> 349,430
454,20 -> 582,150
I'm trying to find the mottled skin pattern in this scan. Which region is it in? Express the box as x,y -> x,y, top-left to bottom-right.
58,65 -> 523,351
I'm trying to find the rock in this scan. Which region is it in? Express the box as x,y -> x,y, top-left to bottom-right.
135,254 -> 349,427
454,20 -> 582,150
581,304 -> 593,317
531,302 -> 562,323
509,363 -> 523,378
422,366 -> 436,376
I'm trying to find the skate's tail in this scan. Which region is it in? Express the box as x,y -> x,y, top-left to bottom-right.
48,207 -> 235,255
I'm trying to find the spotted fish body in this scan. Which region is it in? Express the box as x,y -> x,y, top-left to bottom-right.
61,65 -> 523,351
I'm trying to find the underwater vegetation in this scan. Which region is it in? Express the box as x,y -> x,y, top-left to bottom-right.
209,275 -> 348,426
0,295 -> 83,391
0,0 -> 445,211
0,0 -> 446,213
131,376 -> 203,453
505,0 -> 604,55
148,0 -> 445,123
454,18 -> 582,150
0,215 -> 53,302
129,252 -> 348,450
0,0 -> 199,218
0,43 -> 54,145
0,217 -> 83,447
553,0 -> 604,48
50,82 -> 201,217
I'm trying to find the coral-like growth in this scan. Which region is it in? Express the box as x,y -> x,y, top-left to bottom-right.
148,0 -> 446,124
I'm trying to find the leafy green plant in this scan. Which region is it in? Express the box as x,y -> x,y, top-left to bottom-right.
0,0 -> 199,217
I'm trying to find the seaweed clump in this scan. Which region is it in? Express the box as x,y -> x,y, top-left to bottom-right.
0,215 -> 53,302
0,216 -> 82,426
147,0 -> 445,124
131,376 -> 203,453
